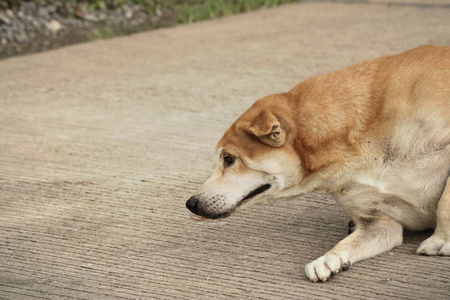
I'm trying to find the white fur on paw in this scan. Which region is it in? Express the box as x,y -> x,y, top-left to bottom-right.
305,253 -> 350,282
416,234 -> 450,256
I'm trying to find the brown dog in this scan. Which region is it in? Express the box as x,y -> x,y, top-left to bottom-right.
186,45 -> 450,282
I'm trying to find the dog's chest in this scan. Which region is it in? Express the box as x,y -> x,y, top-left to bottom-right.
357,144 -> 450,210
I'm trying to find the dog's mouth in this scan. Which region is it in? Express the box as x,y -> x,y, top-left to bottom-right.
197,184 -> 272,220
237,184 -> 272,207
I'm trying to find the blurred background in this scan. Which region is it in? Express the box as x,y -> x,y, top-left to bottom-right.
0,0 -> 296,59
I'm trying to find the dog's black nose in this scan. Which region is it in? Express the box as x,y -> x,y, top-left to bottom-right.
186,196 -> 199,213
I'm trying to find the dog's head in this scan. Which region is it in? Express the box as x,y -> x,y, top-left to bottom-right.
186,93 -> 305,219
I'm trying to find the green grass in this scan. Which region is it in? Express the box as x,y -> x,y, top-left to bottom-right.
69,0 -> 296,18
3,0 -> 300,42
86,27 -> 115,40
175,0 -> 293,24
5,0 -> 297,21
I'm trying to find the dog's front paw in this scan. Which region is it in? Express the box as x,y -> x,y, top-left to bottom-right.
305,253 -> 351,282
416,234 -> 450,255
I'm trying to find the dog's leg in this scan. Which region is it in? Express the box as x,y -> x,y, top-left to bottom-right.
416,177 -> 450,255
305,216 -> 403,282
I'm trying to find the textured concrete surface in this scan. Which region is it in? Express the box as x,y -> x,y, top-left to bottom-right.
370,0 -> 450,5
1,1 -> 450,299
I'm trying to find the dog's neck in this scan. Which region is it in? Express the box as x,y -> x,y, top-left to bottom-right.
286,63 -> 384,189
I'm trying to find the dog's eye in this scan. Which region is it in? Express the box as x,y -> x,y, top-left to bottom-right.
223,155 -> 236,168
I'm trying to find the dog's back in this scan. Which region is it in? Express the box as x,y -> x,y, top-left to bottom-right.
187,46 -> 450,282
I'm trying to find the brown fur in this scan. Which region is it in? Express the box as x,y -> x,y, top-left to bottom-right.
188,45 -> 450,282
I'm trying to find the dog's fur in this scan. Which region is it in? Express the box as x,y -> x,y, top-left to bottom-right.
186,45 -> 450,282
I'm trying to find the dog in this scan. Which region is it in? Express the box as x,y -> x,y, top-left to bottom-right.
186,45 -> 450,282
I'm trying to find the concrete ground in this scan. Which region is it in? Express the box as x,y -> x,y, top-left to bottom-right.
1,1 -> 449,299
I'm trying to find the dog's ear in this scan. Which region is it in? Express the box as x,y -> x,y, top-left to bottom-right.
240,109 -> 287,147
